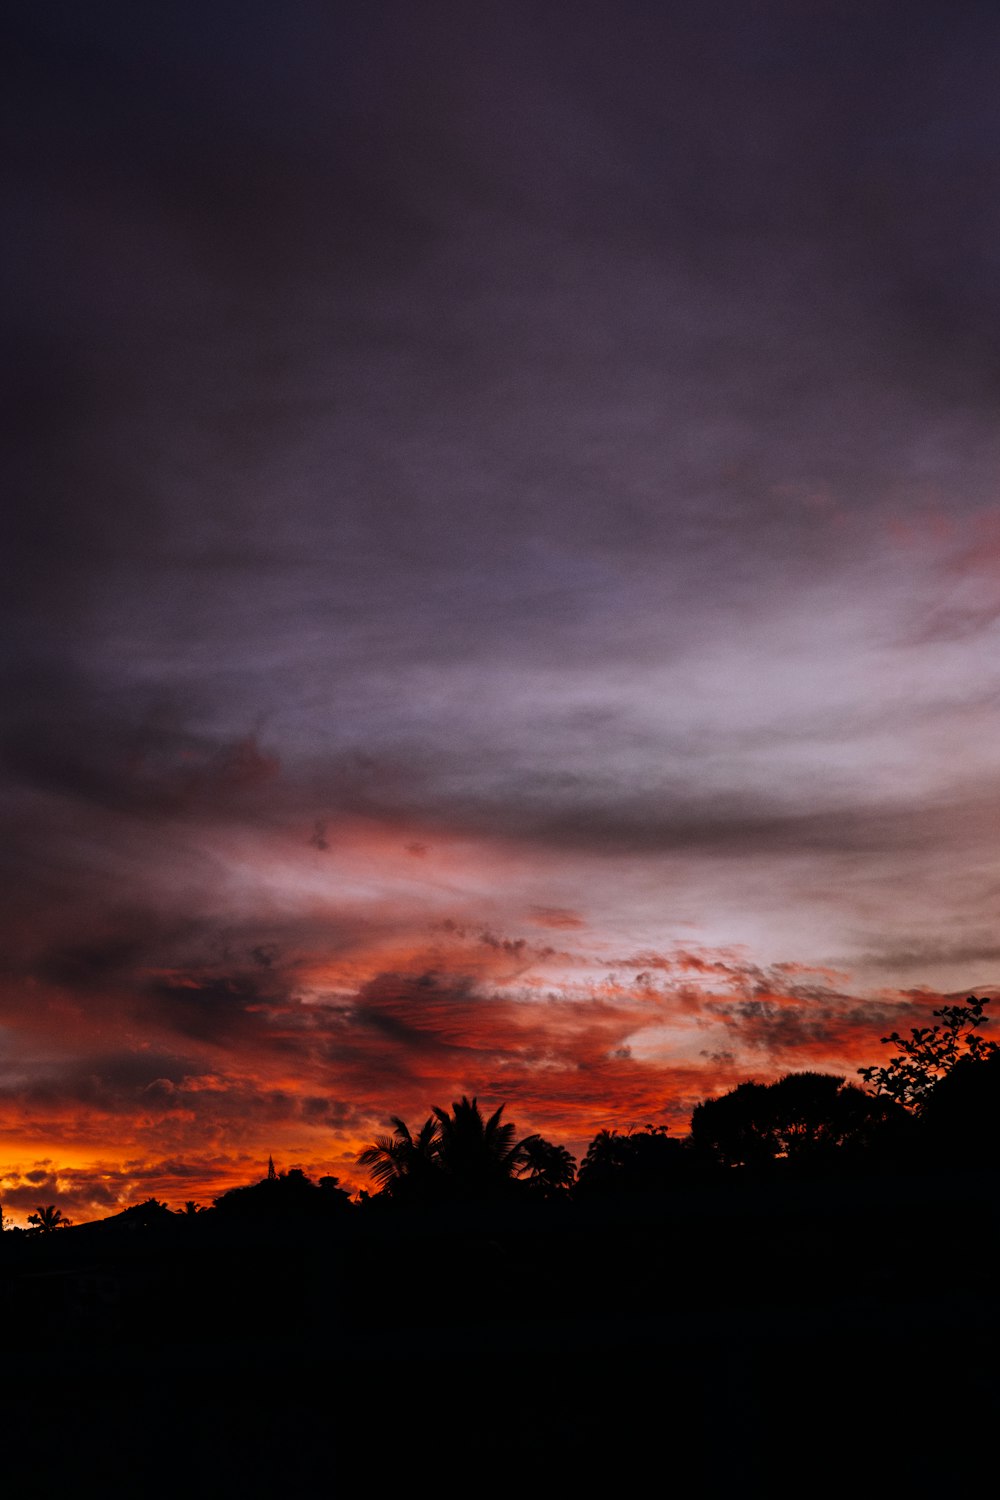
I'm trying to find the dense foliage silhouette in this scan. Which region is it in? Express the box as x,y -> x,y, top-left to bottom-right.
690,1071 -> 910,1169
575,1125 -> 687,1195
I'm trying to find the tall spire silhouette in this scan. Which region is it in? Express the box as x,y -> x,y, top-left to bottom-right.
267,1154 -> 276,1181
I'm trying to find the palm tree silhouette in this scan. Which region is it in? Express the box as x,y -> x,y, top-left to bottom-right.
357,1114 -> 441,1198
431,1096 -> 532,1197
27,1204 -> 71,1233
517,1136 -> 576,1196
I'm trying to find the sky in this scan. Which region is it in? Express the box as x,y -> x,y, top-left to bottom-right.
4,1 -> 1000,1224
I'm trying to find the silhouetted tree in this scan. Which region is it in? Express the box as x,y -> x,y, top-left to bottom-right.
27,1204 -> 72,1234
859,994 -> 1000,1110
431,1096 -> 532,1198
356,1114 -> 442,1201
575,1125 -> 687,1195
358,1097 -> 535,1201
691,1072 -> 908,1168
516,1136 -> 576,1197
689,1082 -> 777,1169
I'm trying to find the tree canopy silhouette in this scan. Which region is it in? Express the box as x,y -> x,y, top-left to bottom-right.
575,1125 -> 686,1196
690,1072 -> 908,1168
858,994 -> 1000,1110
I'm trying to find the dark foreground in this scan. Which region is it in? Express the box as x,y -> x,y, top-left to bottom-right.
4,1170 -> 997,1495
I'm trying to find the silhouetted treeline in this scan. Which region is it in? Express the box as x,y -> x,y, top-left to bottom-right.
4,997 -> 998,1239
2,1000 -> 999,1492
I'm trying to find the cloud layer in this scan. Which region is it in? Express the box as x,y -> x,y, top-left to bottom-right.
5,3 -> 1000,1220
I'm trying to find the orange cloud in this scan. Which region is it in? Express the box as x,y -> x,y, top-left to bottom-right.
529,907 -> 586,930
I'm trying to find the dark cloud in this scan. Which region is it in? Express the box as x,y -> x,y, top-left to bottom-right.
861,941 -> 1000,973
703,983 -> 966,1069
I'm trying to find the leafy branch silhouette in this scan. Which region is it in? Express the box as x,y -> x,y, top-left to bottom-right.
858,994 -> 999,1110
